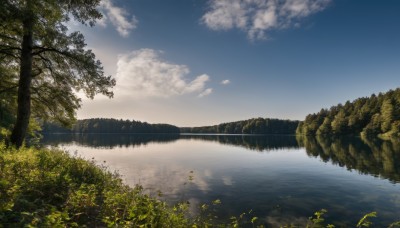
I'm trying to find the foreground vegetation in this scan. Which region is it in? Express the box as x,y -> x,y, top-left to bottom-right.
1,143 -> 399,227
0,143 -> 190,227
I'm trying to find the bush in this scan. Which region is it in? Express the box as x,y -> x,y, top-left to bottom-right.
0,143 -> 190,227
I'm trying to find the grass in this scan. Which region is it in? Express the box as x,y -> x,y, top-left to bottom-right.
0,142 -> 399,227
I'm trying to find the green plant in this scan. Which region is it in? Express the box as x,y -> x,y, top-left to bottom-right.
0,143 -> 190,227
305,209 -> 335,228
356,212 -> 377,227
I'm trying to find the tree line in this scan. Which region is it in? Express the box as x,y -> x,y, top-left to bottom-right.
42,118 -> 180,134
296,88 -> 400,139
43,117 -> 300,135
181,118 -> 299,134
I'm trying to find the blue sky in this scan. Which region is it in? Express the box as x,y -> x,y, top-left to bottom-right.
74,0 -> 400,127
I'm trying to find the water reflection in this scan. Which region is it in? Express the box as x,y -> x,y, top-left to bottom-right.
180,134 -> 300,151
42,134 -> 400,183
41,133 -> 180,148
297,135 -> 400,183
41,134 -> 400,183
42,134 -> 299,151
40,134 -> 400,227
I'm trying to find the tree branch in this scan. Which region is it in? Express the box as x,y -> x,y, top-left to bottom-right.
0,85 -> 18,94
0,33 -> 20,42
32,46 -> 69,56
35,53 -> 53,69
31,66 -> 43,78
0,45 -> 21,51
0,48 -> 20,59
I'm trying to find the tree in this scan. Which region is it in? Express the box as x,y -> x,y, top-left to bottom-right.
296,88 -> 400,138
1,0 -> 115,147
380,98 -> 394,133
316,116 -> 332,135
331,110 -> 348,134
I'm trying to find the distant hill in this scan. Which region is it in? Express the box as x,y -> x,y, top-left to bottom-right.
296,88 -> 400,139
181,118 -> 299,135
42,118 -> 180,134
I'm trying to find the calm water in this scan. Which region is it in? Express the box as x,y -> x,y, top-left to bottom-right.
41,134 -> 400,227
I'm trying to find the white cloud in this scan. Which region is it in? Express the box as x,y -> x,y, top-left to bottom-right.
99,0 -> 138,37
201,0 -> 248,30
221,79 -> 230,85
198,88 -> 213,98
114,49 -> 212,98
202,0 -> 331,40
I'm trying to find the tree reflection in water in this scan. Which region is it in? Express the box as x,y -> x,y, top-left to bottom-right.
297,135 -> 400,183
42,133 -> 400,182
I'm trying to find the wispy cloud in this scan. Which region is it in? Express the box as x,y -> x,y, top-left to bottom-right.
221,79 -> 230,85
99,0 -> 138,37
114,49 -> 212,98
198,88 -> 213,98
202,0 -> 331,40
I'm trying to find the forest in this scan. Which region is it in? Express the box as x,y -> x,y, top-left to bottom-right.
42,88 -> 400,139
4,85 -> 400,141
181,118 -> 299,134
296,88 -> 400,139
41,117 -> 300,135
7,87 -> 400,140
42,118 -> 180,134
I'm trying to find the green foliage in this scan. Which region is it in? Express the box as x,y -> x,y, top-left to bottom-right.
42,118 -> 180,134
306,209 -> 334,228
356,212 -> 377,227
0,143 -> 190,227
297,88 -> 400,139
293,209 -> 395,228
0,70 -> 17,140
182,117 -> 299,135
1,0 -> 115,146
389,221 -> 400,228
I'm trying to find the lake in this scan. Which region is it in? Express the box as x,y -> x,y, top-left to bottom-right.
41,134 -> 400,227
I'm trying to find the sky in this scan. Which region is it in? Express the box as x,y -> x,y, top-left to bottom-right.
73,0 -> 400,127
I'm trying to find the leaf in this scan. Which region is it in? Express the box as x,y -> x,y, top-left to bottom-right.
251,216 -> 258,224
212,199 -> 221,205
357,212 -> 377,227
389,221 -> 400,228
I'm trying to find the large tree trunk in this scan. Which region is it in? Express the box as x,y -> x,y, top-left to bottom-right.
10,17 -> 33,148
